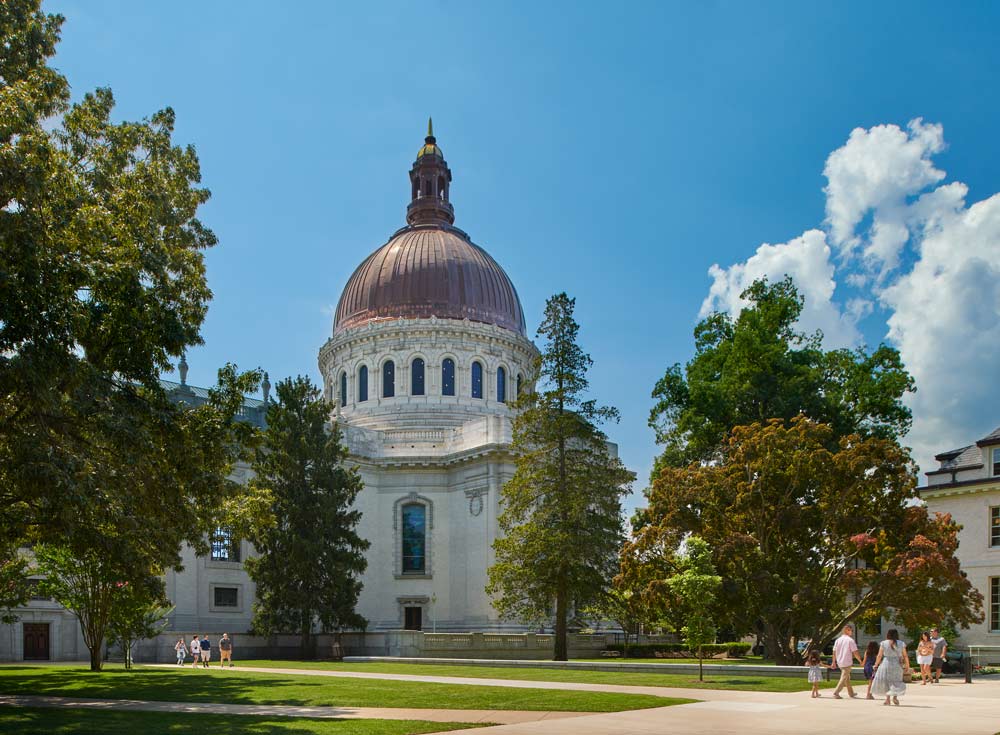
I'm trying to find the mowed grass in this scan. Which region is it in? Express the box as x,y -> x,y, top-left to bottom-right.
0,666 -> 680,712
235,659 -> 822,693
0,707 -> 480,735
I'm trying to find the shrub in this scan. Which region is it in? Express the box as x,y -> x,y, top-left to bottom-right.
604,641 -> 752,658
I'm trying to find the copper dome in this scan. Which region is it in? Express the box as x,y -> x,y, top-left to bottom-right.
333,225 -> 527,336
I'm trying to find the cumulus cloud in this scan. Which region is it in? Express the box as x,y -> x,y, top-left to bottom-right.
701,229 -> 863,348
704,119 -> 1000,476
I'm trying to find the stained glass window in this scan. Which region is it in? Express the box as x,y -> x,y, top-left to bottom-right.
442,358 -> 455,396
358,365 -> 368,402
382,360 -> 395,398
411,358 -> 425,396
471,361 -> 483,399
401,504 -> 426,574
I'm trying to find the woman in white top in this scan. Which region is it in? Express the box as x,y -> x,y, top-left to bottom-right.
188,635 -> 201,669
871,628 -> 911,706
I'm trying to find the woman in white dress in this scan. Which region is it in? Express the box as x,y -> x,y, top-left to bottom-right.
871,628 -> 911,706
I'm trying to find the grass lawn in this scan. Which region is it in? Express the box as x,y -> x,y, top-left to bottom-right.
0,666 -> 681,712
0,707 -> 480,735
235,659 -> 823,693
572,657 -> 775,665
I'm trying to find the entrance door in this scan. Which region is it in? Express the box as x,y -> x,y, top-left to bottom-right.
23,623 -> 50,661
404,606 -> 422,631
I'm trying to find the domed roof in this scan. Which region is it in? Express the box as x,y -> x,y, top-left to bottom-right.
334,225 -> 526,336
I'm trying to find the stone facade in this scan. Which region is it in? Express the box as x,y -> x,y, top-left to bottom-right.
921,426 -> 1000,657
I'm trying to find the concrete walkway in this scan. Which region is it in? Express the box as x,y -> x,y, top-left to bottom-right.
0,694 -> 589,725
149,664 -> 1000,734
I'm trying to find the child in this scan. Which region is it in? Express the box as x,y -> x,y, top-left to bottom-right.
862,640 -> 880,699
805,650 -> 829,698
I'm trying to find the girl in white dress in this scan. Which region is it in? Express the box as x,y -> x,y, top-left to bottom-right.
871,628 -> 911,706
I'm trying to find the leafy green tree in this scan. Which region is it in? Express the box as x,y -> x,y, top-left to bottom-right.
245,377 -> 369,658
108,593 -> 172,670
488,293 -> 632,661
35,545 -> 166,671
634,417 -> 984,664
666,537 -> 721,681
648,277 -> 914,472
0,547 -> 30,624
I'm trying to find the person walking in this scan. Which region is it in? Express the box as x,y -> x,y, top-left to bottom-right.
871,628 -> 910,706
200,634 -> 211,668
930,627 -> 948,683
174,637 -> 188,666
805,650 -> 829,698
861,641 -> 880,699
219,633 -> 234,668
831,624 -> 863,699
188,635 -> 201,669
916,632 -> 934,685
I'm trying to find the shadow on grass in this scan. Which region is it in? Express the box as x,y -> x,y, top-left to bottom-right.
0,668 -> 330,707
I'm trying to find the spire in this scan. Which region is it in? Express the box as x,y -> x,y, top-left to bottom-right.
179,353 -> 188,385
407,119 -> 454,226
262,371 -> 271,403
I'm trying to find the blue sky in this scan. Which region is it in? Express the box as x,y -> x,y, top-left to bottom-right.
47,1 -> 1000,512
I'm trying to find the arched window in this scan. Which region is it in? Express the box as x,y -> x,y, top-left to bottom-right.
358,365 -> 368,402
442,358 -> 455,396
339,371 -> 347,407
382,360 -> 395,398
497,366 -> 507,403
401,504 -> 426,574
516,373 -> 523,398
438,176 -> 446,200
411,357 -> 425,396
471,361 -> 483,399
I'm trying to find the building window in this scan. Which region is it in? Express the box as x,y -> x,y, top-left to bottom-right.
214,586 -> 239,608
401,503 -> 426,574
497,366 -> 507,403
382,360 -> 395,398
339,372 -> 347,407
517,373 -> 524,398
442,358 -> 455,396
471,361 -> 483,399
211,528 -> 241,563
993,448 -> 1000,476
992,506 -> 1000,548
411,358 -> 425,396
27,579 -> 50,601
992,578 -> 1000,633
358,365 -> 368,402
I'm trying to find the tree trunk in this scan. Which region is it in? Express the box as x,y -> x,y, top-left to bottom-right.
553,582 -> 568,661
763,626 -> 797,665
698,645 -> 704,681
300,626 -> 314,660
89,644 -> 103,672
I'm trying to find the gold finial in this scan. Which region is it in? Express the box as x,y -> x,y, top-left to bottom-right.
427,117 -> 434,138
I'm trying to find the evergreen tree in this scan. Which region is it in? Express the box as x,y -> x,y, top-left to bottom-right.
246,377 -> 369,658
487,293 -> 632,661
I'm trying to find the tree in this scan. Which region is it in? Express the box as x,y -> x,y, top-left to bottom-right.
0,3 -> 263,620
0,547 -> 30,624
35,545 -> 165,671
648,277 -> 914,471
245,376 -> 369,658
666,537 -> 721,681
488,293 -> 632,661
108,591 -> 172,670
633,417 -> 984,664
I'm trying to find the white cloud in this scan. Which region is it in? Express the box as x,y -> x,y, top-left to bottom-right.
705,119 -> 1000,476
823,119 -> 946,277
701,229 -> 863,348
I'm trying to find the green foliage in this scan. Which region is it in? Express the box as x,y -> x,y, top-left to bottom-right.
0,546 -> 30,623
635,417 -> 984,665
648,276 -> 914,472
604,642 -> 752,657
34,545 -> 166,671
245,376 -> 369,657
666,537 -> 721,680
0,2 -> 263,623
488,294 -> 632,661
107,587 -> 172,670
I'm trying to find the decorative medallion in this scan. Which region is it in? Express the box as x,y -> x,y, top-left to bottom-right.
465,488 -> 487,517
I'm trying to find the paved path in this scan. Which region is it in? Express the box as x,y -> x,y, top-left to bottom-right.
0,694 -> 589,725
149,664 -> 1000,734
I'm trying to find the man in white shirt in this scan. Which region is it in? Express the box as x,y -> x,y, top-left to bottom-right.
831,624 -> 863,699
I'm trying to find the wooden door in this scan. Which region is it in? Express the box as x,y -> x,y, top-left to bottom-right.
404,606 -> 422,631
23,623 -> 50,660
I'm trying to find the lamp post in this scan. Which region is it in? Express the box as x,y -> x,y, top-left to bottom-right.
431,593 -> 437,633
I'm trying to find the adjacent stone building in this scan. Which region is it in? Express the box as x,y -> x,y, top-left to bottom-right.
921,425 -> 1000,654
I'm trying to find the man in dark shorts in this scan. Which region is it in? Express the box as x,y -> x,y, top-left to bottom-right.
930,628 -> 947,683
